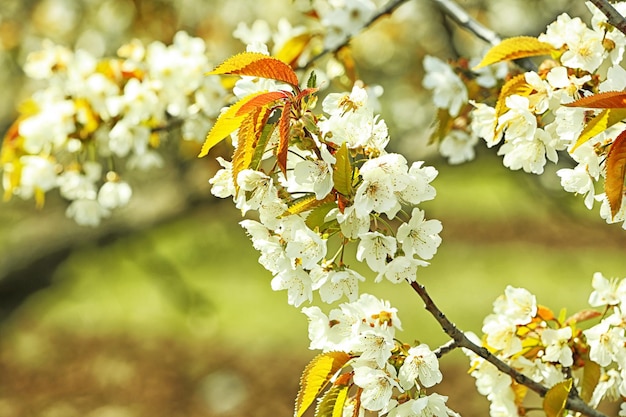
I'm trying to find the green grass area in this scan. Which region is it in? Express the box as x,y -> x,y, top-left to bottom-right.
9,153 -> 626,359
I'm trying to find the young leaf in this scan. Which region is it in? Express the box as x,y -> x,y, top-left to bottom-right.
209,52 -> 299,86
235,90 -> 289,116
571,108 -> 626,151
474,36 -> 556,69
277,100 -> 293,174
287,194 -> 335,217
494,73 -> 532,121
428,108 -> 453,145
605,129 -> 626,218
332,143 -> 353,197
543,379 -> 572,417
565,90 -> 626,109
198,90 -> 271,157
564,309 -> 602,326
249,122 -> 276,171
294,352 -> 351,417
305,201 -> 338,231
275,33 -> 313,67
232,106 -> 271,188
314,383 -> 350,417
580,359 -> 601,403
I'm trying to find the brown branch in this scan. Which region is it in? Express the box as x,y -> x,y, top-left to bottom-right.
588,0 -> 626,37
409,281 -> 608,417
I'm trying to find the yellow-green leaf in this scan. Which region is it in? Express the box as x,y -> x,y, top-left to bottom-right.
198,90 -> 271,158
543,379 -> 573,417
605,130 -> 626,218
428,108 -> 453,145
209,52 -> 299,86
294,352 -> 351,417
305,201 -> 338,231
566,90 -> 626,109
314,383 -> 350,417
571,108 -> 626,151
475,36 -> 556,69
580,359 -> 601,403
275,34 -> 313,67
332,143 -> 353,197
249,122 -> 276,171
287,194 -> 335,217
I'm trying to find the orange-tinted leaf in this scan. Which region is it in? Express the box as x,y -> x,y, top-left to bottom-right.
580,359 -> 601,403
495,73 -> 532,121
198,90 -> 271,157
236,90 -> 289,116
209,52 -> 299,86
275,33 -> 313,67
605,130 -> 626,218
536,305 -> 555,322
565,309 -> 602,326
571,108 -> 626,151
277,100 -> 293,174
475,36 -> 556,68
232,106 -> 271,188
543,379 -> 572,417
294,352 -> 351,417
336,47 -> 357,85
566,90 -> 626,109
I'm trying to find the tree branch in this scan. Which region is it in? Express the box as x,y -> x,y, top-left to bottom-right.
301,0 -> 411,67
588,0 -> 626,37
409,281 -> 608,417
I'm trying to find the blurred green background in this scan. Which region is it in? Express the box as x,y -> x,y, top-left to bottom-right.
1,0 -> 625,416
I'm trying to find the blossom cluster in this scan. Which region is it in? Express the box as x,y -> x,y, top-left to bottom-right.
2,31 -> 227,226
304,294 -> 457,415
422,1 -> 626,229
208,55 -> 449,412
466,273 -> 626,416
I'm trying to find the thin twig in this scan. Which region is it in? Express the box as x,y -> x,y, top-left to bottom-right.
588,0 -> 626,37
409,281 -> 608,417
429,0 -> 537,71
301,0 -> 410,68
433,339 -> 458,358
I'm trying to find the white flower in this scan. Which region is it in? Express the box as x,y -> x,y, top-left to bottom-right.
411,393 -> 459,417
65,198 -> 110,227
541,327 -> 573,367
482,314 -> 523,357
271,265 -> 313,307
352,364 -> 400,411
209,157 -> 236,199
398,344 -> 442,390
18,155 -> 58,198
232,19 -> 271,45
376,256 -> 428,284
396,208 -> 442,260
293,144 -> 335,199
600,65 -> 626,92
57,170 -> 97,201
557,165 -> 596,209
588,272 -> 626,307
423,55 -> 468,117
353,328 -> 396,368
284,226 -> 327,270
334,205 -> 371,239
498,127 -> 556,175
356,231 -> 397,273
439,129 -> 479,164
98,180 -> 132,210
584,320 -> 626,367
312,267 -> 365,303
493,286 -> 537,325
470,102 -> 500,148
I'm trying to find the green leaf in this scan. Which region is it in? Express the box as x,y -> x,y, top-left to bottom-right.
294,352 -> 351,417
605,129 -> 626,218
543,379 -> 572,417
571,108 -> 626,151
332,143 -> 353,197
305,201 -> 338,231
580,360 -> 601,403
314,383 -> 350,417
249,122 -> 276,171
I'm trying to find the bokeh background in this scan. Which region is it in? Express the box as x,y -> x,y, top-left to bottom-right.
1,0 -> 626,416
